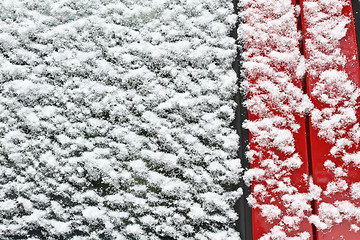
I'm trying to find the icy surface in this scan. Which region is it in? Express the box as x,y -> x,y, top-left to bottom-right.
0,0 -> 241,239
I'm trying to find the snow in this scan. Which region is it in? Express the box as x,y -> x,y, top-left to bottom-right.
3,0 -> 360,238
302,0 -> 360,233
0,0 -> 240,239
242,0 -> 360,237
241,0 -> 314,238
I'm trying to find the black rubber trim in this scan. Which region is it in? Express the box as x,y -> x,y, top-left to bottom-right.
352,0 -> 360,63
231,1 -> 253,239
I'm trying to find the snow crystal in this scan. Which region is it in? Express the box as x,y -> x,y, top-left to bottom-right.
350,224 -> 360,232
260,205 -> 282,221
188,203 -> 207,221
350,182 -> 360,199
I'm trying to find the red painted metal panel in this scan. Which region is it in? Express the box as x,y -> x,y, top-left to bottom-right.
244,1 -> 313,239
301,0 -> 360,239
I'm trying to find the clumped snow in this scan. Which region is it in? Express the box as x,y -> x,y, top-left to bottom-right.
0,0 -> 241,239
240,0 -> 314,239
303,0 -> 360,232
242,0 -> 360,237
241,0 -> 360,237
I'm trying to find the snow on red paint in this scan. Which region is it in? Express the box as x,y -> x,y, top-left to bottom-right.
243,0 -> 360,238
241,0 -> 314,239
301,0 -> 360,238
